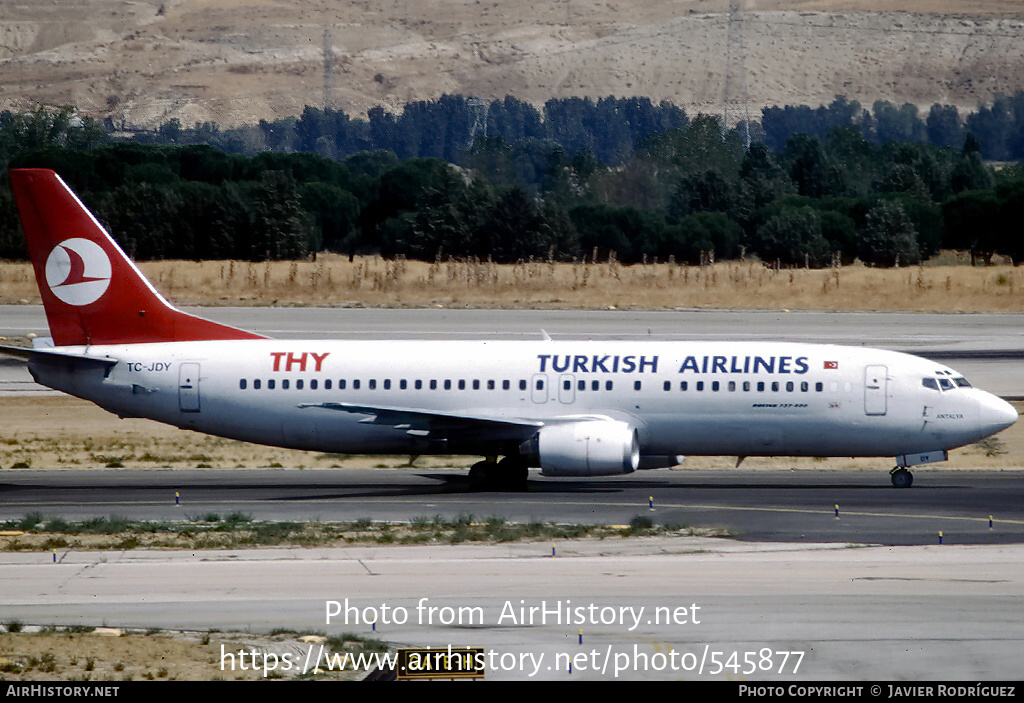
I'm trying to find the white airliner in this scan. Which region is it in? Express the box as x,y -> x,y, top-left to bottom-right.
2,169 -> 1017,488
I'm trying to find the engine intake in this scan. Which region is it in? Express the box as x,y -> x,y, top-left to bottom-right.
530,420 -> 640,477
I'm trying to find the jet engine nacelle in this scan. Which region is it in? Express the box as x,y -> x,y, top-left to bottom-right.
532,420 -> 640,477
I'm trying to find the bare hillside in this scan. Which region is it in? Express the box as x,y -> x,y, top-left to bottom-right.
1,0 -> 1023,127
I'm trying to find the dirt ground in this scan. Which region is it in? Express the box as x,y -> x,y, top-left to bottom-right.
1,1 -> 1022,127
0,629 -> 367,681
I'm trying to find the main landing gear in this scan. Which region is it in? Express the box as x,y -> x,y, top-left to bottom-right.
468,456 -> 530,491
890,467 -> 914,489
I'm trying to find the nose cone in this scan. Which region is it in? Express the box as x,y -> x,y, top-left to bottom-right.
978,394 -> 1018,439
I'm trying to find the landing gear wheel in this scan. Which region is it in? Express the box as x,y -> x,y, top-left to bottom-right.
468,460 -> 494,490
890,467 -> 913,489
497,456 -> 530,491
469,457 -> 529,491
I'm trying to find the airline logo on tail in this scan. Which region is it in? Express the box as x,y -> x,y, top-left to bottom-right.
10,168 -> 266,345
44,238 -> 112,306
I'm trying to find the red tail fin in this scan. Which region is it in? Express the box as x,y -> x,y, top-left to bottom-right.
9,169 -> 265,346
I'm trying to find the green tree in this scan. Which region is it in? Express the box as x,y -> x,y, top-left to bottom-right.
926,105 -> 964,149
569,204 -> 664,263
876,164 -> 930,200
784,134 -> 846,198
751,207 -> 831,267
951,134 -> 995,193
662,212 -> 742,264
995,179 -> 1024,264
174,181 -> 241,259
0,175 -> 25,259
733,143 -> 794,225
96,182 -> 183,259
819,210 -> 857,262
872,102 -> 927,144
859,201 -> 919,266
300,182 -> 360,253
668,170 -> 733,219
475,187 -> 566,262
943,190 -> 1000,265
248,171 -> 309,260
1,108 -> 106,169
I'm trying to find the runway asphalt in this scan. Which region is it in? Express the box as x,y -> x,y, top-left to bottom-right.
2,468 -> 1022,546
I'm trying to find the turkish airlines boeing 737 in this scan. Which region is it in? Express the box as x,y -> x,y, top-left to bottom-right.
2,169 -> 1017,488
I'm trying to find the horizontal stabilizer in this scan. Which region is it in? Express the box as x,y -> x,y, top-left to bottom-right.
0,344 -> 117,370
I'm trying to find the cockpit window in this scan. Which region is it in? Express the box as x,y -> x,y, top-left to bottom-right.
938,378 -> 955,391
953,377 -> 972,388
922,378 -> 939,391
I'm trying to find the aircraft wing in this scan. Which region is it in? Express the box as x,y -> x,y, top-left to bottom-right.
298,401 -> 608,441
